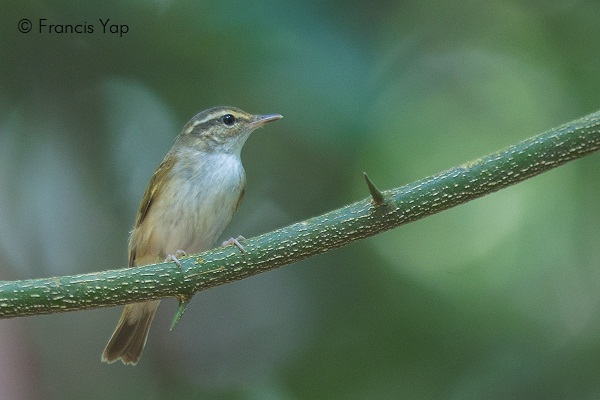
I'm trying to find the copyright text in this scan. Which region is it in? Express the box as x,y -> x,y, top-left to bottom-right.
18,18 -> 129,37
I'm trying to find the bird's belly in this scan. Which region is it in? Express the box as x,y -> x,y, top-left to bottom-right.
160,176 -> 243,255
136,154 -> 245,261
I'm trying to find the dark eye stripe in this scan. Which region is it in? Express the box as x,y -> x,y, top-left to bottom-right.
186,111 -> 251,134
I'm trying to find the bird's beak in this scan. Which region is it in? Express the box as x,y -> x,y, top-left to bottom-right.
251,113 -> 283,128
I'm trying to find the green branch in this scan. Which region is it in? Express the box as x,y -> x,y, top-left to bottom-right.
1,109 -> 600,319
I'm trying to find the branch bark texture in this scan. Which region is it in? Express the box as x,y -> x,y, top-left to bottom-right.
1,110 -> 600,318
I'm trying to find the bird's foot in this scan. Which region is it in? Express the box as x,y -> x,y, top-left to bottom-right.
221,236 -> 246,253
164,250 -> 187,270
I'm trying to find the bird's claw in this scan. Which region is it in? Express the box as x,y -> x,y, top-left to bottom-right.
164,250 -> 187,270
221,236 -> 246,253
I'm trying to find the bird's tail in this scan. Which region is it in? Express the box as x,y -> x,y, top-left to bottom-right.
101,300 -> 160,365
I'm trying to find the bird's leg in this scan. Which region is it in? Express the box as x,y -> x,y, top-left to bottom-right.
164,250 -> 187,270
221,236 -> 246,253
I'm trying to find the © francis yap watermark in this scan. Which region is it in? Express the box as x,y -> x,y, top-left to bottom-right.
18,18 -> 129,37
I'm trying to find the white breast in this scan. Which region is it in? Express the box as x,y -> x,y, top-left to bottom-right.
138,150 -> 246,260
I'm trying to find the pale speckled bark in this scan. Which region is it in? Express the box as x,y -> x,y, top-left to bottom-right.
1,109 -> 600,319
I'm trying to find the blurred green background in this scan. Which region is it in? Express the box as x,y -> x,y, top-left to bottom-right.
2,0 -> 600,399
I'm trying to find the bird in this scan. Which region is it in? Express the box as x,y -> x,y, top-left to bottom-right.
101,106 -> 282,365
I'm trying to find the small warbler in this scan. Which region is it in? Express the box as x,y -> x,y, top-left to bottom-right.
102,106 -> 282,365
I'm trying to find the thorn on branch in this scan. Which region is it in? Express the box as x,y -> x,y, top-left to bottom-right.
170,295 -> 192,331
364,172 -> 385,205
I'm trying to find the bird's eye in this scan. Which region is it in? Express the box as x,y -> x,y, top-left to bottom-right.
221,114 -> 236,126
